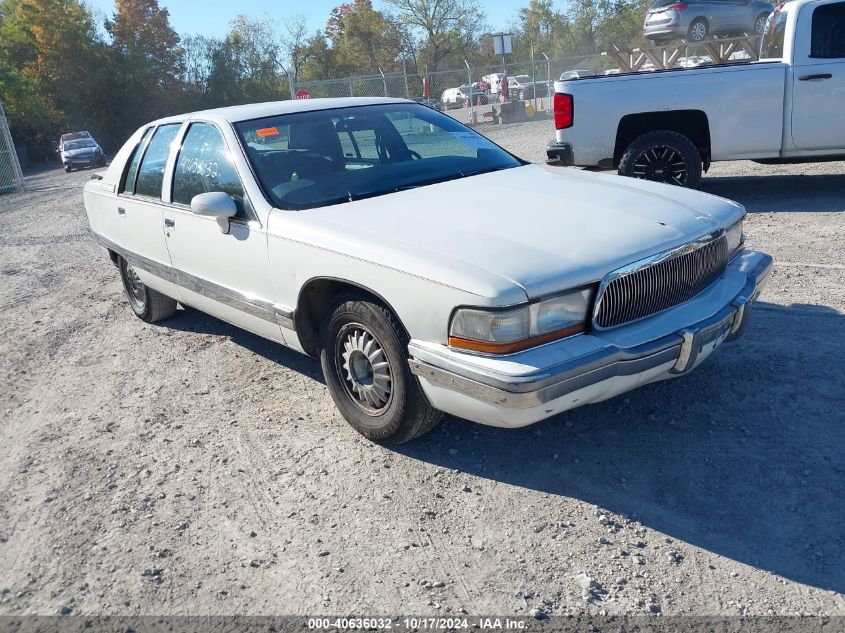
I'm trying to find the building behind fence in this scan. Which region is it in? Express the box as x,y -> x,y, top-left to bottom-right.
0,101 -> 24,194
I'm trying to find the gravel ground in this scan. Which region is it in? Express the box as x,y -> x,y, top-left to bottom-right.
0,118 -> 843,619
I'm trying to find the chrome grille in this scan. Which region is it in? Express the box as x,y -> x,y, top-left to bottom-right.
594,234 -> 729,329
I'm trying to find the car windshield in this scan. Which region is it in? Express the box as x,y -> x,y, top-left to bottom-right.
514,75 -> 532,82
235,103 -> 522,210
65,139 -> 97,150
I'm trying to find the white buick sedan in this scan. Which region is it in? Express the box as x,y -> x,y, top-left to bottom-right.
84,98 -> 772,444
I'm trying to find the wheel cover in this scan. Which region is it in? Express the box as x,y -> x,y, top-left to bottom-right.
123,262 -> 146,311
631,145 -> 689,185
691,22 -> 706,40
336,323 -> 393,415
754,15 -> 766,33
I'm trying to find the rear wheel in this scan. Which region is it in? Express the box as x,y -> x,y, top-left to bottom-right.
753,12 -> 769,35
118,257 -> 177,323
688,18 -> 709,42
64,165 -> 71,173
320,296 -> 443,445
618,130 -> 703,188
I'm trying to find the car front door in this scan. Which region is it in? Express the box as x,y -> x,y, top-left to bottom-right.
791,1 -> 845,150
109,123 -> 182,300
161,120 -> 284,344
707,0 -> 743,32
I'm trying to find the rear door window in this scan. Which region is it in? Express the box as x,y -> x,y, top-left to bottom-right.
810,2 -> 845,58
134,124 -> 181,199
120,127 -> 152,194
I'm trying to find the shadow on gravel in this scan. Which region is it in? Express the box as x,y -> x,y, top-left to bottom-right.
700,174 -> 845,213
163,307 -> 325,384
396,302 -> 845,594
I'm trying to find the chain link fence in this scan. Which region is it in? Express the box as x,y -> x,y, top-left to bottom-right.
293,54 -> 608,105
0,101 -> 24,194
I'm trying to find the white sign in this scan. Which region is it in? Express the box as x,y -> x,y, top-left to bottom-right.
492,33 -> 513,56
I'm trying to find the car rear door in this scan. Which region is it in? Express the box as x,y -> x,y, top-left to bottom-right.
790,0 -> 845,150
161,120 -> 284,343
107,123 -> 182,300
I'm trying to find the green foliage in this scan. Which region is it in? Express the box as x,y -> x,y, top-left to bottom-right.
0,0 -> 653,161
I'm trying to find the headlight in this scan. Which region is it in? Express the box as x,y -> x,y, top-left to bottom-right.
726,219 -> 745,257
449,287 -> 593,354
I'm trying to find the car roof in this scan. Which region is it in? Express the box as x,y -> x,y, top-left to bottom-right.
147,97 -> 411,127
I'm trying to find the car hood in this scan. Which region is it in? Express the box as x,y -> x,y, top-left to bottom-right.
278,164 -> 744,301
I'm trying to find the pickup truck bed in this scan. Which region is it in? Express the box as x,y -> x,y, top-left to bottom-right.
547,0 -> 845,187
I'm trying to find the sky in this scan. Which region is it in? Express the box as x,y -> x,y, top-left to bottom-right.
85,0 -> 526,40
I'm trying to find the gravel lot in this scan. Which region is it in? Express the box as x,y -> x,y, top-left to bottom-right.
1,117 -> 843,619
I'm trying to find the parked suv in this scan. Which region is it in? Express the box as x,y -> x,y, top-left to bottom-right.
644,0 -> 774,43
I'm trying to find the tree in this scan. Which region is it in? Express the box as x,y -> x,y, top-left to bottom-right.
515,0 -> 574,58
326,0 -> 403,74
0,0 -> 105,154
281,15 -> 311,82
206,16 -> 288,106
105,0 -> 183,130
383,0 -> 487,71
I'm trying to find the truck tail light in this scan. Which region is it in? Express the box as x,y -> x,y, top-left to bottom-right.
554,93 -> 574,129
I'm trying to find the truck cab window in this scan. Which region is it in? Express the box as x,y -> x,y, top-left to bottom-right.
811,3 -> 845,58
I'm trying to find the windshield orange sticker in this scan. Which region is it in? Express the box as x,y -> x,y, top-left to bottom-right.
256,127 -> 279,137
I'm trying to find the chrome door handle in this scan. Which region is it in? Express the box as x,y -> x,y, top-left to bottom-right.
117,207 -> 126,215
164,218 -> 175,228
799,73 -> 832,81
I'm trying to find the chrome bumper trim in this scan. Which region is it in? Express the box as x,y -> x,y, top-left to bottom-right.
90,230 -> 296,329
409,252 -> 773,409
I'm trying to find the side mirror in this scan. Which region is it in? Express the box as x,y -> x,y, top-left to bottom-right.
190,191 -> 237,234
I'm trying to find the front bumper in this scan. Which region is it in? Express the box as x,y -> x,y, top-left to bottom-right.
546,141 -> 574,166
65,154 -> 104,166
409,250 -> 773,428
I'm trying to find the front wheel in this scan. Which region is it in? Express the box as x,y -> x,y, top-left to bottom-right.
118,257 -> 177,323
320,297 -> 443,445
618,130 -> 703,188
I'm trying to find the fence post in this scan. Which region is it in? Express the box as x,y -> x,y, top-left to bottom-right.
379,68 -> 387,97
465,60 -> 475,124
403,60 -> 410,99
287,73 -> 296,100
349,77 -> 354,97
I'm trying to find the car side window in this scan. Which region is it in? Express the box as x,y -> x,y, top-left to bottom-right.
811,3 -> 845,59
134,123 -> 181,199
172,122 -> 245,214
120,127 -> 152,194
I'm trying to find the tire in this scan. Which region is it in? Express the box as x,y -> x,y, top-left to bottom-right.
64,165 -> 71,173
118,257 -> 177,323
618,130 -> 703,188
688,18 -> 708,42
753,12 -> 769,35
320,295 -> 443,445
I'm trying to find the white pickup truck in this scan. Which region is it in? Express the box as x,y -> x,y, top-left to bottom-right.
547,0 -> 845,187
